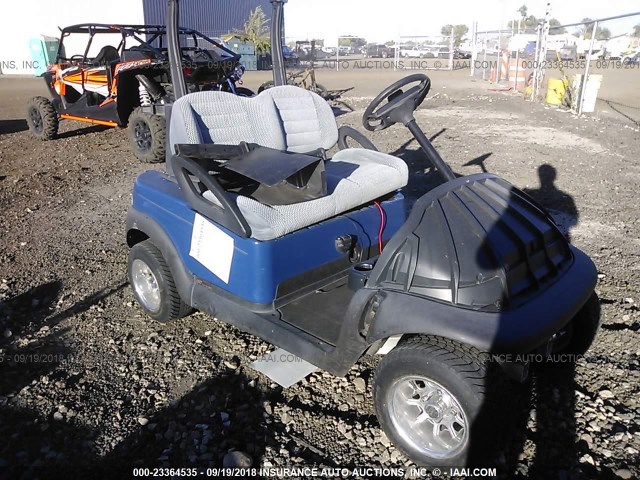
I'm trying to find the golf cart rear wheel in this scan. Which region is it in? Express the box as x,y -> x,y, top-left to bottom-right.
128,240 -> 192,322
26,96 -> 58,140
127,108 -> 166,163
373,336 -> 488,467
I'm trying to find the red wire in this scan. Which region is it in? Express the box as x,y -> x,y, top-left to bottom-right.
374,201 -> 386,254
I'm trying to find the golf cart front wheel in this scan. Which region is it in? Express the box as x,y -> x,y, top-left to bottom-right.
373,336 -> 488,466
26,96 -> 58,140
127,108 -> 166,163
128,240 -> 192,322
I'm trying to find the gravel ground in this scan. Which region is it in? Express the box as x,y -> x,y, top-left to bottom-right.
0,81 -> 639,480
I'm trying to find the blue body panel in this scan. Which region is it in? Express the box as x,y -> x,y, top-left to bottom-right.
132,171 -> 408,305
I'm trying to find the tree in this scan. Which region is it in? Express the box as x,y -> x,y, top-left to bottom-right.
549,19 -> 566,35
518,4 -> 528,18
338,36 -> 366,48
579,18 -> 612,40
508,14 -> 564,34
234,6 -> 270,53
441,24 -> 469,47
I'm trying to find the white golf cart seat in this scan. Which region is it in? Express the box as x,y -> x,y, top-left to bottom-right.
169,86 -> 408,241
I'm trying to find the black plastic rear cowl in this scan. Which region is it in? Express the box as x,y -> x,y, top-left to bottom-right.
368,173 -> 572,311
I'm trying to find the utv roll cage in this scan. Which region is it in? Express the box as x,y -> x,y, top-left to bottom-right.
56,23 -> 240,65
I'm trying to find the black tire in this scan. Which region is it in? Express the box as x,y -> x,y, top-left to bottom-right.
373,336 -> 489,467
128,240 -> 192,322
127,107 -> 166,163
550,293 -> 601,357
258,81 -> 275,94
234,86 -> 255,97
26,96 -> 58,140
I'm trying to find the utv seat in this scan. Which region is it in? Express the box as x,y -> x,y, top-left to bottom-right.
169,86 -> 408,240
93,45 -> 120,66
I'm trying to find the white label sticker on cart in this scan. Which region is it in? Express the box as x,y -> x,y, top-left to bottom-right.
189,213 -> 235,284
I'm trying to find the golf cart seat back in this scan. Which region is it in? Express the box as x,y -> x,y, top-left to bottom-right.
169,86 -> 408,240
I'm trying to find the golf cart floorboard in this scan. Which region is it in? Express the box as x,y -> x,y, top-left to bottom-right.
278,278 -> 355,346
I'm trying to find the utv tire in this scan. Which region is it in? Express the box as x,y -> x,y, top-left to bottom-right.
258,81 -> 274,94
127,108 -> 166,163
373,336 -> 491,467
235,87 -> 255,97
128,240 -> 192,322
26,96 -> 58,140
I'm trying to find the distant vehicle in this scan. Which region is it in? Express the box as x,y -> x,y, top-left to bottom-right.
558,45 -> 577,62
365,44 -> 394,58
338,46 -> 350,56
622,51 -> 640,65
454,48 -> 471,59
522,41 -> 537,59
400,46 -> 435,58
282,45 -> 299,65
434,46 -> 451,59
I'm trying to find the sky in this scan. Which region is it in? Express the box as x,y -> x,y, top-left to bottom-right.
284,0 -> 640,44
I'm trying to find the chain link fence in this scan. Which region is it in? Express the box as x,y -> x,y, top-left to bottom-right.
470,12 -> 640,123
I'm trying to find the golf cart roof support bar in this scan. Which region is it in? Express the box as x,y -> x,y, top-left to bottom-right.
270,0 -> 288,86
406,120 -> 456,182
167,0 -> 187,100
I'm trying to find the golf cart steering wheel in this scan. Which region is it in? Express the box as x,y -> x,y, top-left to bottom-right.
363,73 -> 431,131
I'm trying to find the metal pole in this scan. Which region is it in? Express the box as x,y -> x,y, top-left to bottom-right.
394,36 -> 400,71
513,18 -> 521,90
166,0 -> 186,99
336,39 -> 340,72
532,24 -> 542,100
270,0 -> 288,86
482,36 -> 487,80
449,27 -> 454,71
470,21 -> 477,77
579,20 -> 598,115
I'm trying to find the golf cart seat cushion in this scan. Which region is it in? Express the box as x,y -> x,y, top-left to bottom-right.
171,86 -> 408,239
170,86 -> 338,152
203,148 -> 408,240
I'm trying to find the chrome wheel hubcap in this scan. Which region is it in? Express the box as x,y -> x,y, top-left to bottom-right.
131,259 -> 161,312
387,376 -> 468,459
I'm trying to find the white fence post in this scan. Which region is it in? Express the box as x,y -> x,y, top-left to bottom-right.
578,21 -> 598,115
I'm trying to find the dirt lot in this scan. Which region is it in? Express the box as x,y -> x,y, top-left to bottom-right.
0,70 -> 639,479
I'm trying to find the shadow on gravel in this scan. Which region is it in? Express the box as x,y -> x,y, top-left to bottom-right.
0,281 -> 129,479
523,164 -> 579,243
467,174 -> 597,479
0,119 -> 28,135
56,125 -> 110,140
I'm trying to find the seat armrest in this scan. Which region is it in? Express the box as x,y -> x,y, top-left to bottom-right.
337,126 -> 379,152
171,155 -> 252,238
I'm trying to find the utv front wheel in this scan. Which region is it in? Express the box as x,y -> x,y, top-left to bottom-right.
26,96 -> 58,140
127,108 -> 166,163
373,336 -> 488,467
128,240 -> 192,322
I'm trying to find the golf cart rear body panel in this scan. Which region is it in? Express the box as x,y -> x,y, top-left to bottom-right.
129,170 -> 407,307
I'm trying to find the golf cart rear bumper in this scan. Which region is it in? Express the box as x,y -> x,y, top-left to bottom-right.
367,246 -> 597,353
